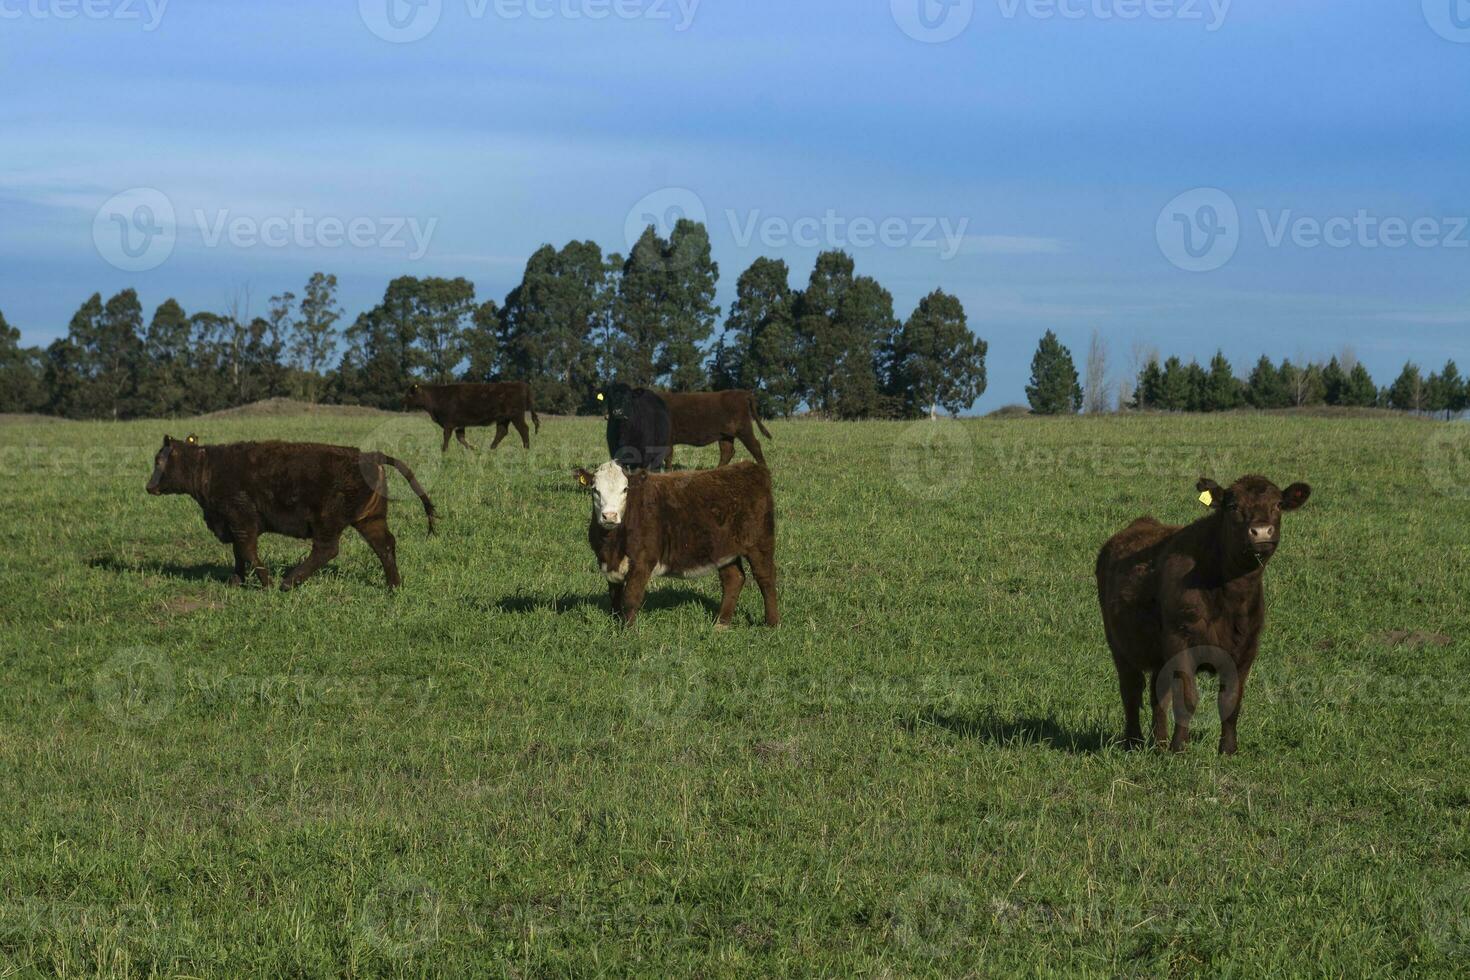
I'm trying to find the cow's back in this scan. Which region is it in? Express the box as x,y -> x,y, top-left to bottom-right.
641,462 -> 774,561
204,442 -> 372,536
665,390 -> 750,445
424,383 -> 526,426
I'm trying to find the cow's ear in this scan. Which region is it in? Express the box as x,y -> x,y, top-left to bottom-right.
1196,477 -> 1224,509
1281,482 -> 1312,511
574,468 -> 594,488
163,434 -> 174,446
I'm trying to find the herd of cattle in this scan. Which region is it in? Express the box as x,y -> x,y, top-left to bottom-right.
144,381 -> 1313,754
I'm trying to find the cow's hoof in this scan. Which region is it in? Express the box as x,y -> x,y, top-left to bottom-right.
713,621 -> 732,632
227,574 -> 244,587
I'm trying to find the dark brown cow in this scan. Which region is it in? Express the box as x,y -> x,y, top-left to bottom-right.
661,390 -> 773,466
1096,475 -> 1312,754
146,434 -> 437,591
404,382 -> 541,452
573,460 -> 778,628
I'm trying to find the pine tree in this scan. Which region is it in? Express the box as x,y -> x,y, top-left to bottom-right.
1387,362 -> 1426,412
1343,362 -> 1377,407
1026,330 -> 1082,415
1133,357 -> 1164,410
1202,351 -> 1241,411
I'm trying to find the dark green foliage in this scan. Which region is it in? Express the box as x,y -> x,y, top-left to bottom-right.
0,309 -> 46,413
887,289 -> 987,417
1026,331 -> 1083,415
1387,362 -> 1426,412
716,258 -> 802,416
502,241 -> 613,414
611,222 -> 718,393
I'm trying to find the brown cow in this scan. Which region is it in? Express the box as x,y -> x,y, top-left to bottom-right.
662,389 -> 773,466
573,460 -> 778,628
146,434 -> 437,591
1096,475 -> 1312,754
404,382 -> 541,452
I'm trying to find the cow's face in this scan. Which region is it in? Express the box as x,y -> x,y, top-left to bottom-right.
147,434 -> 201,495
576,460 -> 633,529
599,383 -> 635,421
1198,475 -> 1312,564
403,383 -> 428,410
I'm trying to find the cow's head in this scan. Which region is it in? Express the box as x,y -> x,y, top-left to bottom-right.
1197,475 -> 1311,565
599,383 -> 636,421
147,434 -> 202,496
575,460 -> 640,529
403,383 -> 428,410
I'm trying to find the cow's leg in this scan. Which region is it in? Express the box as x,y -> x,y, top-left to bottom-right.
1149,668 -> 1172,750
237,529 -> 270,588
747,550 -> 779,627
1169,662 -> 1200,753
355,516 -> 400,589
619,566 -> 651,627
228,539 -> 249,587
717,438 -> 735,467
1218,661 -> 1253,756
737,430 -> 767,466
280,534 -> 340,591
511,417 -> 531,449
440,426 -> 453,453
715,560 -> 745,627
607,582 -> 624,614
1115,658 -> 1145,749
455,428 -> 477,452
489,422 -> 510,450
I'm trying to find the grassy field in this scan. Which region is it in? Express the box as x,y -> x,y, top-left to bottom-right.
1,408 -> 1467,977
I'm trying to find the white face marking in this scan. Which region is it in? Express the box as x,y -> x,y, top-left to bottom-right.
591,461 -> 629,529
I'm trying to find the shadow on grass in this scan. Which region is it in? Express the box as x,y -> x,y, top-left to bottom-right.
493,587 -> 720,618
904,708 -> 1115,755
88,555 -> 236,584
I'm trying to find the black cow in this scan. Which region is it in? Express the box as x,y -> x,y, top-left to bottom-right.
602,383 -> 673,471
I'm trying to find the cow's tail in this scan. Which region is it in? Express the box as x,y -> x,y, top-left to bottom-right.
526,383 -> 541,433
373,453 -> 438,534
749,393 -> 773,439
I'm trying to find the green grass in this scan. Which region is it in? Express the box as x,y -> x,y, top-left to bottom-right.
1,410 -> 1467,977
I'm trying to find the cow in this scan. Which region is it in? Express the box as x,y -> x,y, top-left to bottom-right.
600,384 -> 772,468
573,460 -> 779,628
1096,475 -> 1312,755
146,434 -> 437,591
404,382 -> 541,452
603,384 -> 673,471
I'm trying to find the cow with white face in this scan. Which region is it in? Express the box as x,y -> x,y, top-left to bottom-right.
573,459 -> 779,628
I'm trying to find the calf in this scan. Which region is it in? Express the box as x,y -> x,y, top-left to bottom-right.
603,383 -> 673,471
404,381 -> 541,452
601,384 -> 772,467
573,460 -> 779,628
146,434 -> 437,591
1096,475 -> 1312,754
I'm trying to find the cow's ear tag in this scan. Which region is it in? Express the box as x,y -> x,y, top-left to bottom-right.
577,473 -> 590,487
186,434 -> 198,445
596,392 -> 605,402
1198,490 -> 1213,507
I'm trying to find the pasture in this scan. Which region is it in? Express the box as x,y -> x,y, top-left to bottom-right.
0,409 -> 1466,976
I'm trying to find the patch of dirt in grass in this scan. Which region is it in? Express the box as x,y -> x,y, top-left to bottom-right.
751,738 -> 801,766
1375,629 -> 1452,650
196,397 -> 400,419
160,595 -> 224,616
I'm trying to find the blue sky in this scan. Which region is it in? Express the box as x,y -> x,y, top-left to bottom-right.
2,0 -> 1467,409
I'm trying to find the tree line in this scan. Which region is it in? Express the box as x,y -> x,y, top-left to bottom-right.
1023,331 -> 1467,418
0,220 -> 987,421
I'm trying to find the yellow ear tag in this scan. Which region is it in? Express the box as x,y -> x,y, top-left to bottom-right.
1198,490 -> 1213,507
597,392 -> 605,402
578,474 -> 590,486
